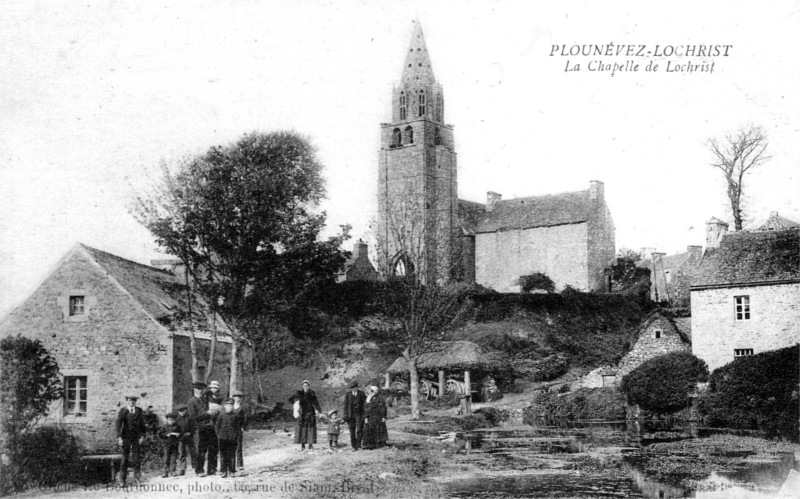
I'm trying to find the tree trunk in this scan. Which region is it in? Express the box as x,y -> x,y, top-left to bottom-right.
185,266 -> 199,383
464,369 -> 472,415
204,307 -> 218,384
229,335 -> 239,394
409,357 -> 421,420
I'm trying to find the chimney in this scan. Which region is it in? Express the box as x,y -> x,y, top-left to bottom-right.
687,245 -> 702,261
486,191 -> 502,211
354,239 -> 368,259
769,211 -> 779,218
589,180 -> 604,202
705,217 -> 729,249
640,247 -> 656,260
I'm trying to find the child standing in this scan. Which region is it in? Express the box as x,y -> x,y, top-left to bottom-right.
327,410 -> 344,450
215,398 -> 241,478
159,412 -> 181,478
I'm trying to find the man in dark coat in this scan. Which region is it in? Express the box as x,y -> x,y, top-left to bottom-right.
174,404 -> 195,476
343,380 -> 366,451
116,394 -> 147,486
215,398 -> 242,477
187,381 -> 217,476
231,391 -> 248,470
291,380 -> 321,451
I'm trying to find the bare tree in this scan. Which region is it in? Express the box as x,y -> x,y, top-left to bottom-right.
708,125 -> 771,231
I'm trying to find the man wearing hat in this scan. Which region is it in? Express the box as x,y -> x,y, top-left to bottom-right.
116,393 -> 147,486
230,390 -> 247,470
343,381 -> 366,451
187,381 -> 217,476
174,404 -> 195,476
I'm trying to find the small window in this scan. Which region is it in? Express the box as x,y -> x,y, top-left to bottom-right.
404,126 -> 414,144
734,296 -> 750,321
392,128 -> 402,147
69,296 -> 85,316
653,329 -> 662,339
734,348 -> 754,357
434,127 -> 442,146
65,376 -> 88,416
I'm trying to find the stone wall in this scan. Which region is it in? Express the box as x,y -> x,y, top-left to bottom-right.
617,315 -> 689,377
475,223 -> 589,292
0,249 -> 172,450
692,282 -> 800,371
586,182 -> 615,292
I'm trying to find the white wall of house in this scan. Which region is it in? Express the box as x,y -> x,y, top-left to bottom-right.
691,282 -> 800,371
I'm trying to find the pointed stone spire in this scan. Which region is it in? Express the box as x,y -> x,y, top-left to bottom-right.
401,20 -> 436,86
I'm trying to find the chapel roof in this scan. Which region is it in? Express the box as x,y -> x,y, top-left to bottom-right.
692,228 -> 800,288
473,189 -> 592,234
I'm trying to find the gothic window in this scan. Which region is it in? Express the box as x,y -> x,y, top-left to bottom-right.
392,254 -> 414,278
392,128 -> 402,147
434,127 -> 442,146
418,91 -> 426,117
404,126 -> 413,144
400,93 -> 407,121
436,94 -> 443,121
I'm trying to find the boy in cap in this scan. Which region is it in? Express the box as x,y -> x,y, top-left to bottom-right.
174,404 -> 195,476
326,410 -> 345,450
215,398 -> 241,478
231,390 -> 247,470
116,394 -> 147,486
159,412 -> 185,478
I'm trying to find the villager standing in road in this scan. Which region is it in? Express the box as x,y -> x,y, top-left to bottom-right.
215,398 -> 242,478
116,394 -> 147,486
290,380 -> 321,451
231,390 -> 248,470
362,385 -> 388,450
174,404 -> 195,476
187,381 -> 216,476
343,380 -> 366,451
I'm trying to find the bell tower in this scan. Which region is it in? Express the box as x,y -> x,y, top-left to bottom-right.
377,21 -> 458,284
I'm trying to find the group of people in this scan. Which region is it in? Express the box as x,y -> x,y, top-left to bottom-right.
291,380 -> 388,452
114,380 -> 248,485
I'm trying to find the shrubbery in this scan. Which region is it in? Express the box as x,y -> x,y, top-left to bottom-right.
621,351 -> 708,414
518,273 -> 555,293
0,425 -> 82,494
523,387 -> 626,425
699,345 -> 799,440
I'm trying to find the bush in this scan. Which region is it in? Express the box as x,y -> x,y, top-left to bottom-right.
518,273 -> 555,293
621,351 -> 708,414
523,387 -> 626,425
0,425 -> 82,494
699,345 -> 799,440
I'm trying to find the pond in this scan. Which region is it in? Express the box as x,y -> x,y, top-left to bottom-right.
439,423 -> 798,498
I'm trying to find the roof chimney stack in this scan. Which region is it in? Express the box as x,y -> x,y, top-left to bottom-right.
705,217 -> 729,249
486,191 -> 502,212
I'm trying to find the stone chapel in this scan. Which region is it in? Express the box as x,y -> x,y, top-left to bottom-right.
376,22 -> 615,292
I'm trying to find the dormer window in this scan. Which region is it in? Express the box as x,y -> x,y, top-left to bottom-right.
69,296 -> 85,316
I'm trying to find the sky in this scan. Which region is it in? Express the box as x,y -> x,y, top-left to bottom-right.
1,0 -> 798,316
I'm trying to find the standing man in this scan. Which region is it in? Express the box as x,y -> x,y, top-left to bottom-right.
231,390 -> 248,470
116,394 -> 147,486
187,381 -> 215,476
343,381 -> 366,451
174,404 -> 195,476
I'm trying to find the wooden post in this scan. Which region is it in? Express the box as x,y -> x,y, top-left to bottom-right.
384,372 -> 391,389
438,370 -> 445,398
464,370 -> 472,415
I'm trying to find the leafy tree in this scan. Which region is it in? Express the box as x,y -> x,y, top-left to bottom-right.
517,272 -> 555,293
621,351 -> 708,413
708,124 -> 771,231
609,248 -> 651,302
133,131 -> 349,393
0,335 -> 63,485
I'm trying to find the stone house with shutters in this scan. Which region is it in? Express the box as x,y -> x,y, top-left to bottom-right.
690,227 -> 800,371
0,243 -> 254,450
376,22 -> 615,291
582,310 -> 691,388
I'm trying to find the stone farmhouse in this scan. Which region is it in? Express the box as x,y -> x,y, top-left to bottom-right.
0,243 -> 253,450
336,240 -> 379,283
376,22 -> 615,292
690,226 -> 800,371
582,310 -> 691,388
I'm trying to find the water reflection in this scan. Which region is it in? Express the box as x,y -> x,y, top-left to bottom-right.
445,423 -> 798,499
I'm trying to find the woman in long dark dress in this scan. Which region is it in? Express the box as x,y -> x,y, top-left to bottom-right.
361,385 -> 388,449
291,380 -> 321,451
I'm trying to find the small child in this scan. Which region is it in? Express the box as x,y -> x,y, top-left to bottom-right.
159,412 -> 181,477
215,398 -> 241,478
326,410 -> 345,450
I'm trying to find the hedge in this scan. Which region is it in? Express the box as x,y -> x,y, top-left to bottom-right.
620,351 -> 708,414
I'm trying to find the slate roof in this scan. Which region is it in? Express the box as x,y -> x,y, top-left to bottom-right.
457,199 -> 487,235
758,212 -> 800,231
80,244 -> 228,333
473,189 -> 591,234
692,228 -> 800,288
